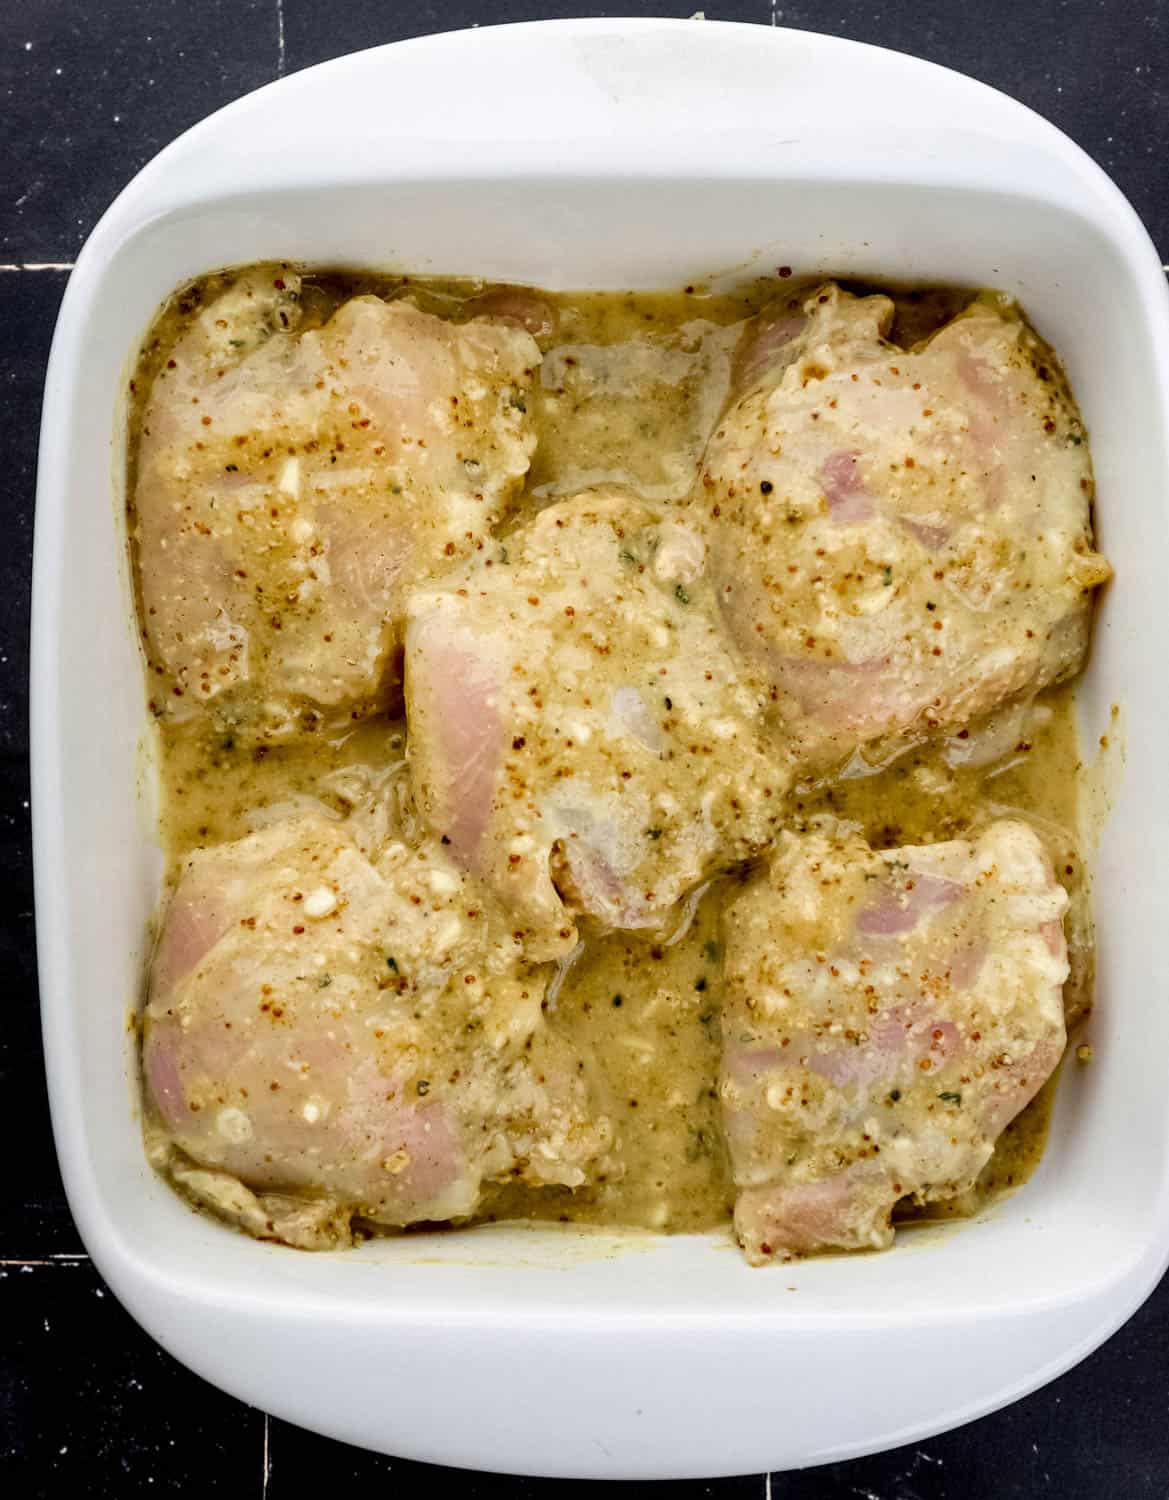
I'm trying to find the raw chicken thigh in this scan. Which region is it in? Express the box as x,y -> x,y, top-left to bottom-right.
719,819 -> 1068,1263
143,813 -> 610,1246
698,283 -> 1111,771
134,270 -> 540,739
404,489 -> 790,959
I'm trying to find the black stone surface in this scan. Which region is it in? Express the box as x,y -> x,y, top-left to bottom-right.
3,2 -> 1166,1493
0,268 -> 81,1261
1,0 -> 275,259
2,1261 -> 264,1495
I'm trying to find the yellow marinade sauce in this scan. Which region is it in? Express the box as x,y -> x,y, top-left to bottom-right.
129,267 -> 1095,1239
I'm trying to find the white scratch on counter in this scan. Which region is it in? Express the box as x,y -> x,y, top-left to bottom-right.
0,262 -> 75,271
276,0 -> 286,77
0,1255 -> 88,1265
262,1413 -> 271,1496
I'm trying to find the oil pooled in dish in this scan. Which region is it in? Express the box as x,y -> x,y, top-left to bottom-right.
129,268 -> 1108,1261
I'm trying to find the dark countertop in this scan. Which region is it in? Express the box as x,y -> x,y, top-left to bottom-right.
2,3 -> 1165,1493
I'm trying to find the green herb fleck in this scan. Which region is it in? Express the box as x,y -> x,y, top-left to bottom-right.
939,1090 -> 962,1105
224,463 -> 239,473
498,545 -> 509,564
694,977 -> 707,992
317,973 -> 333,990
619,548 -> 639,567
612,994 -> 623,1008
386,956 -> 399,972
882,565 -> 893,586
646,827 -> 663,840
416,1079 -> 430,1096
675,584 -> 690,604
888,1088 -> 902,1103
509,395 -> 527,414
703,941 -> 722,964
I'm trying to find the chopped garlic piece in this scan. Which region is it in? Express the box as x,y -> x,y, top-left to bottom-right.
216,1107 -> 253,1144
303,886 -> 337,919
279,457 -> 302,497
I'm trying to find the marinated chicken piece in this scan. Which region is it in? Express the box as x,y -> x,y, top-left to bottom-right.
134,269 -> 539,740
404,489 -> 790,959
142,814 -> 610,1246
720,819 -> 1068,1263
698,282 -> 1111,772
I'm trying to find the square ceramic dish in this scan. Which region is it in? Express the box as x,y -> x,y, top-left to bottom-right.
31,17 -> 1169,1479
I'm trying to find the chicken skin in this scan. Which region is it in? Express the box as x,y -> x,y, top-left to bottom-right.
720,820 -> 1068,1263
404,489 -> 790,959
143,814 -> 611,1246
698,283 -> 1110,772
134,270 -> 540,740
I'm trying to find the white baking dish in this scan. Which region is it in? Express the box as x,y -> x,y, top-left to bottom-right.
31,18 -> 1169,1478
